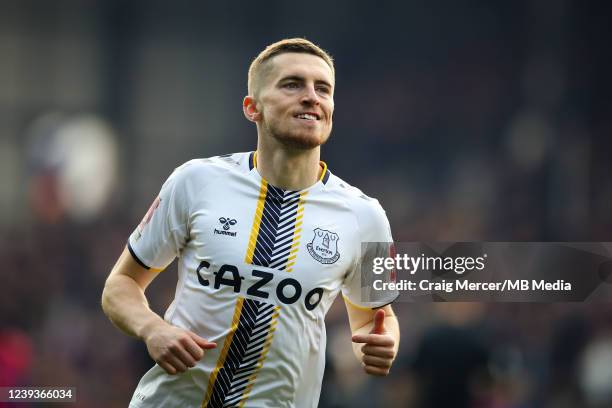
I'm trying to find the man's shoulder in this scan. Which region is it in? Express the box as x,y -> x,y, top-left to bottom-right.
160,152 -> 251,198
326,173 -> 383,207
325,173 -> 389,226
178,152 -> 250,173
324,173 -> 391,240
170,152 -> 251,180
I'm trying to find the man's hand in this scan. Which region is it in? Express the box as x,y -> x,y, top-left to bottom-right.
102,247 -> 218,376
351,309 -> 396,376
143,321 -> 217,375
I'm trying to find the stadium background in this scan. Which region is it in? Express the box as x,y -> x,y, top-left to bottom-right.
1,0 -> 611,407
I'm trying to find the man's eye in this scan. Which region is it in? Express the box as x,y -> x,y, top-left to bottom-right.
284,82 -> 299,89
317,87 -> 330,94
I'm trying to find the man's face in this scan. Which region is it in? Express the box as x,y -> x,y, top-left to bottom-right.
255,53 -> 334,149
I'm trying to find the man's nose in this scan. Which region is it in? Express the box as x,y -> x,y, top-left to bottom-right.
300,85 -> 320,105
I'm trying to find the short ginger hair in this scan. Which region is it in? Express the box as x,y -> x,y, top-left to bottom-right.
247,38 -> 335,97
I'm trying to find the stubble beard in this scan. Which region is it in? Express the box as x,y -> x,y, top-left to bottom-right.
262,117 -> 331,150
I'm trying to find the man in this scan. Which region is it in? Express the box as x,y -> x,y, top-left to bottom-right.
102,38 -> 400,408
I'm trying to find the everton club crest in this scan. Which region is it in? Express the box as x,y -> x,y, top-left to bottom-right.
307,228 -> 340,264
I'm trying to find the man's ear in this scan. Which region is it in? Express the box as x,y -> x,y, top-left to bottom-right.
243,96 -> 261,122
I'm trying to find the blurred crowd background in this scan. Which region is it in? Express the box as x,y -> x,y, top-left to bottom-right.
1,0 -> 611,407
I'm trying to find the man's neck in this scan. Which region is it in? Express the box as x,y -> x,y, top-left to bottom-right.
255,140 -> 322,191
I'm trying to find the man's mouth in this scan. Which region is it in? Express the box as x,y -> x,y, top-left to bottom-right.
295,113 -> 320,121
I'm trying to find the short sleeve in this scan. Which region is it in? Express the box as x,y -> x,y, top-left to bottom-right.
128,164 -> 193,271
342,200 -> 399,309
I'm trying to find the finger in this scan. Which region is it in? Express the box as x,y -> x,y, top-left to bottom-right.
352,334 -> 394,347
170,342 -> 197,367
363,364 -> 390,376
182,338 -> 204,361
361,345 -> 395,358
158,361 -> 177,375
370,309 -> 386,334
165,354 -> 188,373
188,332 -> 217,350
363,355 -> 392,368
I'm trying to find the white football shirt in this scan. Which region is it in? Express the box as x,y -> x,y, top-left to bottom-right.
127,152 -> 397,408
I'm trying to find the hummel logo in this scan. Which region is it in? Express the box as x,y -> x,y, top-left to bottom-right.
219,217 -> 237,230
214,217 -> 237,237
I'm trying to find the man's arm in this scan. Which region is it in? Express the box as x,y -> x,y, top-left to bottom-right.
101,246 -> 216,374
344,299 -> 400,376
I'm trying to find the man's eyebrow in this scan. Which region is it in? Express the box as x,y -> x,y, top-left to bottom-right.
279,75 -> 305,83
278,75 -> 333,88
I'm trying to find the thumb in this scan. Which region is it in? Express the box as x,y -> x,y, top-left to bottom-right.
188,332 -> 217,349
370,309 -> 386,334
